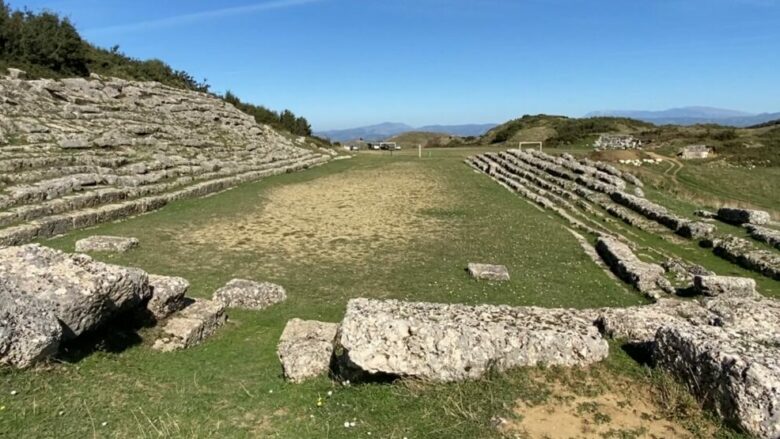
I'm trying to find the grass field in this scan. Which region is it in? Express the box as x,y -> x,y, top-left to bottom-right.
0,148 -> 752,438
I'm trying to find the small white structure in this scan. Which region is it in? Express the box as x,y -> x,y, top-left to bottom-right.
678,144 -> 710,159
519,141 -> 543,152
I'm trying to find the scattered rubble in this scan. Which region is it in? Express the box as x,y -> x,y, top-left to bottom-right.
277,319 -> 339,382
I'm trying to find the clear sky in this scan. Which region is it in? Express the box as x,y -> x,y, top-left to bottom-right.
8,0 -> 780,130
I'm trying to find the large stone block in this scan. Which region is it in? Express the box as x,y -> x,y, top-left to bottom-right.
595,236 -> 668,298
467,263 -> 510,281
717,207 -> 771,225
335,298 -> 609,382
152,299 -> 226,352
0,283 -> 63,368
693,275 -> 757,298
213,279 -> 286,310
277,319 -> 339,383
146,274 -> 189,320
655,325 -> 780,439
75,235 -> 139,253
0,244 -> 150,339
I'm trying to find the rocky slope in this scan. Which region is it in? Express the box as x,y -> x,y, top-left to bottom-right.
0,69 -> 329,245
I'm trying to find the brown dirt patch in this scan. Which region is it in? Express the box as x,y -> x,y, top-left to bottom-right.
184,161 -> 453,269
501,378 -> 699,439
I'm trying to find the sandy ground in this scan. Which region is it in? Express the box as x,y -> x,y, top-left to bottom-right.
500,375 -> 701,439
184,161 -> 453,270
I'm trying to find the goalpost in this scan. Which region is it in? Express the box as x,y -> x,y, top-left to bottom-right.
519,141 -> 543,152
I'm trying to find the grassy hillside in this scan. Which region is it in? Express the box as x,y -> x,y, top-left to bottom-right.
482,114 -> 653,147
386,131 -> 467,148
0,0 -> 314,137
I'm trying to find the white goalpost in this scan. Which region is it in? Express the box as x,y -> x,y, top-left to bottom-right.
519,141 -> 543,152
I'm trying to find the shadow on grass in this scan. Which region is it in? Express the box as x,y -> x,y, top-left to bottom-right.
54,307 -> 161,363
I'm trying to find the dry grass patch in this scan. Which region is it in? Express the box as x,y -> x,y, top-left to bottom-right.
184,161 -> 454,270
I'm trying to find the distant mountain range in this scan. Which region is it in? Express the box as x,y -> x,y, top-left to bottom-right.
586,107 -> 780,127
316,122 -> 498,142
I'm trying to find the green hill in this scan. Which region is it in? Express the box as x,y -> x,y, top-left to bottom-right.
386,131 -> 466,148
482,114 -> 653,146
0,0 -> 314,137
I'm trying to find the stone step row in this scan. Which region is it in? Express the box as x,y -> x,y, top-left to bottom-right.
0,154 -> 319,228
468,156 -> 608,238
0,154 -> 328,246
711,236 -> 780,280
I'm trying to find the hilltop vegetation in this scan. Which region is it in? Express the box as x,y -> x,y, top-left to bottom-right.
0,0 -> 312,137
484,114 -> 653,146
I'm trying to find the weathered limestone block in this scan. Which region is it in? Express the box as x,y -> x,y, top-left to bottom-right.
152,299 -> 226,352
277,319 -> 339,383
0,283 -> 63,368
717,207 -> 771,225
0,244 -> 150,339
213,279 -> 286,309
677,221 -> 716,240
693,275 -> 757,298
595,236 -> 669,298
467,263 -> 510,281
596,299 -> 712,344
655,325 -> 780,439
146,274 -> 188,320
745,224 -> 780,251
713,236 -> 780,280
75,235 -> 139,253
335,298 -> 609,382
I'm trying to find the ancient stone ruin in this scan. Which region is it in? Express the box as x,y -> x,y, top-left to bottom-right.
0,72 -> 330,247
593,134 -> 642,150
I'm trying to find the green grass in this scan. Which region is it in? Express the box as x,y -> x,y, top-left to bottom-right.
0,148 -> 750,438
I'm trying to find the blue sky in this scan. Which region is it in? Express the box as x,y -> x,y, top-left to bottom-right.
8,0 -> 780,130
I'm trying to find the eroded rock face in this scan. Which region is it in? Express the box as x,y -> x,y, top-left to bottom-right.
213,279 -> 286,310
745,224 -> 780,251
595,236 -> 669,299
693,275 -> 757,298
146,274 -> 188,320
277,318 -> 339,383
596,299 -> 713,344
335,298 -> 609,382
0,244 -> 150,339
717,207 -> 771,225
75,235 -> 139,253
152,298 -> 226,352
0,282 -> 63,368
467,263 -> 510,281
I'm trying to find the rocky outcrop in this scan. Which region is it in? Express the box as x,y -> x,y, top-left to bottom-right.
146,274 -> 189,320
693,275 -> 757,298
0,244 -> 150,339
596,299 -> 713,344
717,207 -> 771,225
75,235 -> 139,253
213,279 -> 287,310
335,298 -> 609,382
467,263 -> 510,281
152,299 -> 227,352
277,319 -> 339,383
595,236 -> 670,299
0,283 -> 63,368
